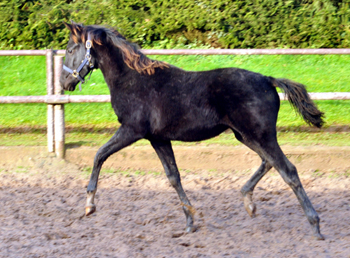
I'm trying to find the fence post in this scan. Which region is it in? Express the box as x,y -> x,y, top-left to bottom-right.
54,56 -> 65,159
46,49 -> 54,153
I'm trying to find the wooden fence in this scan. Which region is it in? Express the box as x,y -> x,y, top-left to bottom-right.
1,49 -> 350,158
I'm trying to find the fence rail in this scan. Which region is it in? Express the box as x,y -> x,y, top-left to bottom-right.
1,92 -> 350,105
0,95 -> 111,104
1,48 -> 350,158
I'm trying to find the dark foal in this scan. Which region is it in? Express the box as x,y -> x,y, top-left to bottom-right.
60,23 -> 325,240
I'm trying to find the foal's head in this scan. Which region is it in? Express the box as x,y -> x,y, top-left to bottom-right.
59,22 -> 98,91
60,22 -> 168,91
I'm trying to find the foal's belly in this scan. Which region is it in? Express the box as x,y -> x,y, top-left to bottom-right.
160,124 -> 229,142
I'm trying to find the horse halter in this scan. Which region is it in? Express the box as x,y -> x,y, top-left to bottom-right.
63,33 -> 94,91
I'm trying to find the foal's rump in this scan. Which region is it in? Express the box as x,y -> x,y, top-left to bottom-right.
212,68 -> 324,128
196,67 -> 324,143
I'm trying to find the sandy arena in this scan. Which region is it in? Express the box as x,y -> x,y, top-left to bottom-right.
0,145 -> 350,257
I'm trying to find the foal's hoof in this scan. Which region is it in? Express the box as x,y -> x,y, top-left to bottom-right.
314,232 -> 325,241
85,204 -> 96,216
245,203 -> 256,218
185,226 -> 196,233
243,196 -> 256,218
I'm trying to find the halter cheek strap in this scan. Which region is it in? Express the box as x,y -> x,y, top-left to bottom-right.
63,33 -> 94,91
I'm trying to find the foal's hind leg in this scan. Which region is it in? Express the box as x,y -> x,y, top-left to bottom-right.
150,139 -> 195,233
85,125 -> 143,216
270,151 -> 324,240
240,159 -> 272,217
248,139 -> 324,239
233,128 -> 323,239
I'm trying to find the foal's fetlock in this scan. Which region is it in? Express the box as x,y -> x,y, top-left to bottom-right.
181,203 -> 196,233
184,215 -> 196,233
242,191 -> 256,218
310,216 -> 324,240
311,223 -> 324,240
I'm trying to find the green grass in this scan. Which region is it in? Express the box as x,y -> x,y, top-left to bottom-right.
1,54 -> 350,146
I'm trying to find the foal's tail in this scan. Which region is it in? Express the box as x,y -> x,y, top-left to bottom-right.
271,78 -> 325,128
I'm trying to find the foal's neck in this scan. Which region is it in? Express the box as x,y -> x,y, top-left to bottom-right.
95,44 -> 134,87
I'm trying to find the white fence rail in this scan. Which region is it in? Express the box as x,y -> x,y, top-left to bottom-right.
1,49 -> 350,158
2,92 -> 350,104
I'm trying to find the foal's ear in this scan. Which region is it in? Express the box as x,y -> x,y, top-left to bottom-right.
64,21 -> 84,43
63,22 -> 73,32
64,21 -> 83,36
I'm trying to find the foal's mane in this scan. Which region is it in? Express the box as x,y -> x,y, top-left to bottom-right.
71,23 -> 168,75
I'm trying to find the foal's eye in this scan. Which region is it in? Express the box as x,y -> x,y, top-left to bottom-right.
67,49 -> 73,54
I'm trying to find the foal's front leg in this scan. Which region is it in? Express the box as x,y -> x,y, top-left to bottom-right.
150,139 -> 195,233
85,125 -> 142,216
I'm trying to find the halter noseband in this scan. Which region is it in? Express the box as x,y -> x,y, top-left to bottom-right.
63,33 -> 94,91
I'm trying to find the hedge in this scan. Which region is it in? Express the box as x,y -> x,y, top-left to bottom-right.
0,0 -> 349,50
